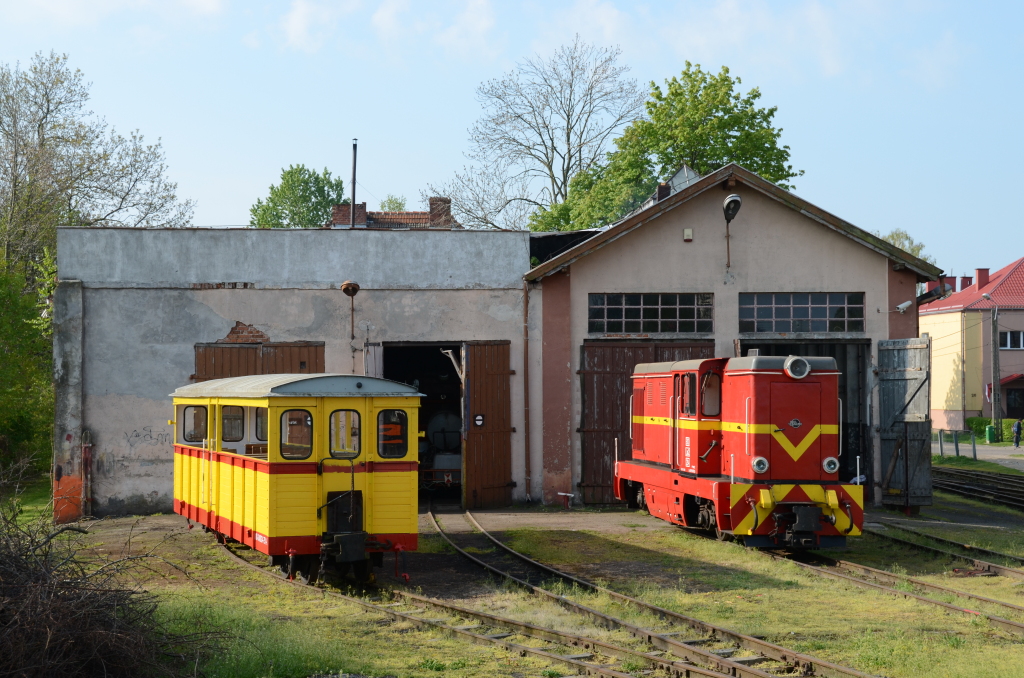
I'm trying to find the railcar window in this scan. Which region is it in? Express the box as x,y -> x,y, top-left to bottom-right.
280,409 -> 313,460
701,373 -> 721,417
255,407 -> 268,442
682,374 -> 697,416
222,406 -> 244,442
183,406 -> 207,443
330,410 -> 361,459
377,410 -> 408,458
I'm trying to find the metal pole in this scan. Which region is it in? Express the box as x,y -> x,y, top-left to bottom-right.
938,430 -> 944,457
971,431 -> 977,460
953,430 -> 960,457
351,139 -> 357,229
992,306 -> 1003,441
903,421 -> 911,516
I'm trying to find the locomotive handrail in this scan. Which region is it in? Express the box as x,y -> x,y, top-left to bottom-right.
838,398 -> 843,457
744,397 -> 751,458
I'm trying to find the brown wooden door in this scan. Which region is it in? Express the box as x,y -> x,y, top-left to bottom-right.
579,342 -> 714,503
463,342 -> 514,508
194,344 -> 261,381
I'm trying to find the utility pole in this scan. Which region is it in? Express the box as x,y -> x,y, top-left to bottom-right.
985,293 -> 1002,440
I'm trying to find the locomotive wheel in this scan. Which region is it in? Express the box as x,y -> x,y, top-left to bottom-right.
635,485 -> 648,514
715,527 -> 735,542
281,555 -> 318,585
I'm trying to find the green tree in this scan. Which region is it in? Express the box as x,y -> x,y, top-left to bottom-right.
531,62 -> 802,231
0,271 -> 52,468
379,194 -> 406,212
876,228 -> 936,265
249,165 -> 347,228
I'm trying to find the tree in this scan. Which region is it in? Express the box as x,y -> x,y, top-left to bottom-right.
427,37 -> 645,229
0,52 -> 194,279
531,62 -> 803,231
876,228 -> 936,265
249,165 -> 347,228
379,194 -> 406,212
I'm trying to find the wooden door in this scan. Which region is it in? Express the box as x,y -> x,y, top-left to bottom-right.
463,342 -> 514,508
579,342 -> 714,503
878,337 -> 932,507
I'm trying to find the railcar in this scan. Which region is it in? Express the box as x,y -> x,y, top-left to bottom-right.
614,355 -> 863,548
171,374 -> 421,581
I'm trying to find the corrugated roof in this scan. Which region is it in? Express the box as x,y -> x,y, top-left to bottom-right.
920,257 -> 1024,313
525,164 -> 943,283
171,374 -> 422,399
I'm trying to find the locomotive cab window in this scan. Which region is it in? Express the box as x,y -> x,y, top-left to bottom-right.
280,409 -> 313,460
378,410 -> 408,458
682,374 -> 697,417
330,410 -> 361,459
701,372 -> 721,417
222,406 -> 244,442
183,406 -> 207,443
254,407 -> 268,442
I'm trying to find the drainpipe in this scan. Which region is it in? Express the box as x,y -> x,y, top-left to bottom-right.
522,280 -> 532,503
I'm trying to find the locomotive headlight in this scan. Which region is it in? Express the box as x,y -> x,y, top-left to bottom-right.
784,356 -> 811,379
822,457 -> 840,474
752,456 -> 769,474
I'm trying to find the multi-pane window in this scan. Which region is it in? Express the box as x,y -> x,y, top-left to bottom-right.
1000,331 -> 1024,349
588,293 -> 714,334
739,293 -> 864,333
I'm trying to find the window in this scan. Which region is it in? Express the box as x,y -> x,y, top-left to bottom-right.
377,410 -> 408,458
280,409 -> 313,460
1000,331 -> 1024,349
222,406 -> 244,442
183,406 -> 207,443
588,293 -> 713,334
701,373 -> 721,417
330,410 -> 361,458
682,374 -> 697,417
739,293 -> 864,333
255,407 -> 268,442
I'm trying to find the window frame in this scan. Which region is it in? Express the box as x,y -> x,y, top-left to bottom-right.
254,407 -> 268,442
222,405 -> 245,443
377,409 -> 409,459
182,405 -> 208,444
280,409 -> 314,460
329,409 -> 362,459
1000,331 -> 1024,350
701,372 -> 721,418
587,293 -> 714,335
738,292 -> 865,334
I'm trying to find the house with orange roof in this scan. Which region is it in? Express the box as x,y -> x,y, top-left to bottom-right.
919,258 -> 1024,429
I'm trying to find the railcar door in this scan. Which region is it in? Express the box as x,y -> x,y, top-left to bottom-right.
769,382 -> 821,480
676,372 -> 698,473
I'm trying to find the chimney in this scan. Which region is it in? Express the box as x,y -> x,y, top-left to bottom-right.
332,203 -> 367,228
960,276 -> 973,291
656,183 -> 671,201
976,268 -> 990,290
428,197 -> 454,228
925,280 -> 938,293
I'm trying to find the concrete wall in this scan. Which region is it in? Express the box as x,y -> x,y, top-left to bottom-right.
55,227 -> 531,517
538,185 -> 905,500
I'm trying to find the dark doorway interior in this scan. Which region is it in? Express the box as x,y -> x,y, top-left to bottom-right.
740,340 -> 869,485
383,344 -> 463,505
1007,388 -> 1024,420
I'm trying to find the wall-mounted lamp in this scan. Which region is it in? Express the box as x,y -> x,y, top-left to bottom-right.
722,194 -> 741,268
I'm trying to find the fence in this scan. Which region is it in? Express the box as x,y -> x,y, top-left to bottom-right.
933,429 -> 977,459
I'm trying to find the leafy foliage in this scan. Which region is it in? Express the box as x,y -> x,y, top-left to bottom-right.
531,62 -> 802,231
0,272 -> 51,469
875,228 -> 936,265
378,194 -> 406,212
249,165 -> 347,228
1,52 -> 193,279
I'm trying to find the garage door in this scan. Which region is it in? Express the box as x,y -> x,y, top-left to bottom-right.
464,342 -> 515,508
578,342 -> 714,503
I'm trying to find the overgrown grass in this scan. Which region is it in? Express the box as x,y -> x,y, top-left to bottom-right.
932,454 -> 1024,476
16,474 -> 51,524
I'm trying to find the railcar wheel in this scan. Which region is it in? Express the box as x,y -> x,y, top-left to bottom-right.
715,527 -> 735,542
635,485 -> 648,514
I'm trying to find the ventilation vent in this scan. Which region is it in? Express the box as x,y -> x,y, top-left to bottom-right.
660,381 -> 667,405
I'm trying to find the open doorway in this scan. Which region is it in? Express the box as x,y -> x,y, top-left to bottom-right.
383,344 -> 463,506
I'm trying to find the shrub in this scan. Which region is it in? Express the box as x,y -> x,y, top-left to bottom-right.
965,417 -> 1016,442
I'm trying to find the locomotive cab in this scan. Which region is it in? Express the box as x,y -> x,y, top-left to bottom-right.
615,356 -> 863,548
171,374 -> 422,581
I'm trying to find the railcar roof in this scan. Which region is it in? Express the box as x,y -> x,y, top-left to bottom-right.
171,374 -> 423,399
633,355 -> 837,374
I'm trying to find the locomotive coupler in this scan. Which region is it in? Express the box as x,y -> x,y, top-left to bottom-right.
320,531 -> 369,563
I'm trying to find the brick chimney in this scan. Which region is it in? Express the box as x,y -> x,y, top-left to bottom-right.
428,197 -> 454,227
656,183 -> 671,201
976,268 -> 990,290
960,276 -> 973,291
331,202 -> 367,227
925,280 -> 938,293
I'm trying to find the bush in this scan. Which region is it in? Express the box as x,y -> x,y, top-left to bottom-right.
964,417 -> 1016,442
0,460 -> 221,676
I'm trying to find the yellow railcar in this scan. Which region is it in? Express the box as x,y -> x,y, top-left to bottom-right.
171,374 -> 421,580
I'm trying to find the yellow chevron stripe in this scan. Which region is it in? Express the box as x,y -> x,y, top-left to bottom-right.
633,417 -> 836,462
729,484 -> 861,536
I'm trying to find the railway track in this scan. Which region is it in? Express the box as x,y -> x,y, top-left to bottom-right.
433,511 -> 881,678
932,467 -> 1024,511
873,519 -> 1024,567
864,525 -> 1024,580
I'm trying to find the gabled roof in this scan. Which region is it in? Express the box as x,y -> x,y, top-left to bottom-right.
171,374 -> 423,399
920,257 -> 1024,313
525,164 -> 942,282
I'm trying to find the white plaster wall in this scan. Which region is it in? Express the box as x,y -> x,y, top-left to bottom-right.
564,187 -> 895,493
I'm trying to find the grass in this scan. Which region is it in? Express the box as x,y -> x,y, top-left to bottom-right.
15,474 -> 51,523
931,454 -> 1024,476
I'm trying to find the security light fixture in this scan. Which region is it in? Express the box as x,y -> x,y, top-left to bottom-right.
722,194 -> 742,269
896,300 -> 912,314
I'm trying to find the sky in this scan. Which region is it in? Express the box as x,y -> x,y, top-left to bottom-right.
1,0 -> 1021,278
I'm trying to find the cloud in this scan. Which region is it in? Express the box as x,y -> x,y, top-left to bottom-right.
371,0 -> 410,43
435,0 -> 499,58
278,0 -> 360,52
902,30 -> 960,89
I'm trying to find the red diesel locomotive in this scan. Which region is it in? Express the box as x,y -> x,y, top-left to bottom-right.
614,354 -> 863,548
